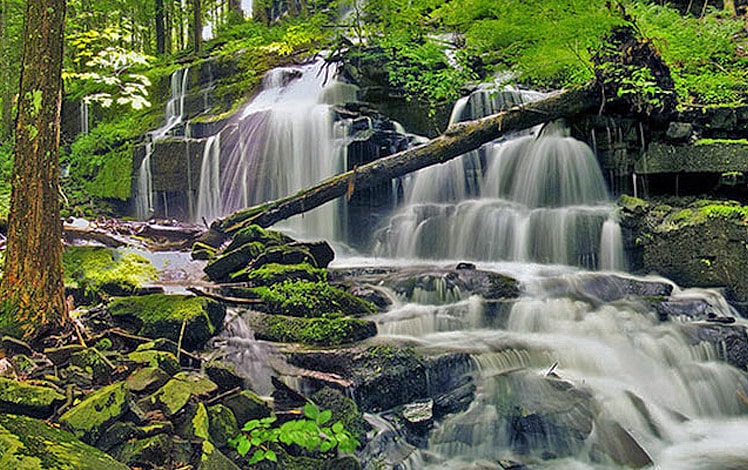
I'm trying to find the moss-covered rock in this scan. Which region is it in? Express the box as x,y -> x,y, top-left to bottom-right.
247,312 -> 377,346
225,224 -> 293,252
204,361 -> 244,392
63,246 -> 157,302
0,377 -> 65,418
0,414 -> 129,469
109,433 -> 173,468
230,262 -> 326,284
207,404 -> 239,449
204,241 -> 265,281
126,366 -> 171,393
250,280 -> 378,318
310,387 -> 368,442
147,372 -> 218,417
70,348 -> 117,385
220,389 -> 271,425
192,241 -> 218,260
59,382 -> 129,444
109,294 -> 226,350
127,349 -> 181,376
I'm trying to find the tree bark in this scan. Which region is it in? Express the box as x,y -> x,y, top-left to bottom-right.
155,0 -> 166,54
214,84 -> 602,235
0,0 -> 68,339
190,0 -> 202,52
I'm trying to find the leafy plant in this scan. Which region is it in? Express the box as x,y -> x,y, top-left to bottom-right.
229,403 -> 359,465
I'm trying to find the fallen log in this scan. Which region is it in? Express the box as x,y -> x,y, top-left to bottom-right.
213,83 -> 602,235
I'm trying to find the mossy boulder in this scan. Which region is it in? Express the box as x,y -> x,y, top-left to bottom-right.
220,389 -> 271,425
250,280 -> 378,318
225,224 -> 293,252
126,366 -> 171,393
127,349 -> 181,376
109,294 -> 226,350
230,262 -> 326,284
0,377 -> 65,418
59,382 -> 129,444
191,241 -> 218,260
204,361 -> 244,392
204,241 -> 265,281
63,246 -> 157,302
70,348 -> 117,385
207,404 -> 239,449
311,387 -> 368,442
182,402 -> 241,469
146,372 -> 218,417
109,433 -> 173,468
247,312 -> 377,346
0,414 -> 129,469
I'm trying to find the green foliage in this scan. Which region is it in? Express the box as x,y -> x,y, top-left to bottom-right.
251,280 -> 377,318
0,141 -> 13,220
64,26 -> 153,110
242,263 -> 327,286
630,2 -> 748,105
229,403 -> 359,465
261,315 -> 375,345
436,0 -> 623,88
695,138 -> 748,146
615,65 -> 673,113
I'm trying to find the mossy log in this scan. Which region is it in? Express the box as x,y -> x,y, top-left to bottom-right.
213,84 -> 602,234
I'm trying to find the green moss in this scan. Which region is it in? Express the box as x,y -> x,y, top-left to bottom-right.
63,246 -> 157,300
148,372 -> 218,417
661,200 -> 748,230
618,195 -> 649,213
0,377 -> 65,418
127,350 -> 180,376
233,262 -> 326,285
251,280 -> 378,318
207,404 -> 239,448
204,241 -> 265,281
109,294 -> 226,350
695,138 -> 748,146
310,387 -> 367,442
0,414 -> 129,469
255,314 -> 377,346
226,224 -> 292,252
59,382 -> 128,444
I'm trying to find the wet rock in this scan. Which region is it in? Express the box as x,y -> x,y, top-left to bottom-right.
109,294 -> 226,350
577,273 -> 673,303
59,382 -> 129,444
311,386 -> 369,442
225,224 -> 293,252
230,261 -> 326,285
402,399 -> 434,441
205,361 -> 244,392
191,241 -> 217,260
0,377 -> 65,418
291,240 -> 335,268
334,282 -> 393,310
682,323 -> 748,371
220,389 -> 271,425
70,348 -> 117,385
655,299 -> 710,321
95,421 -> 138,452
249,244 -> 318,269
0,413 -> 129,469
245,280 -> 378,318
665,122 -> 692,141
246,312 -> 377,346
592,419 -> 653,468
109,433 -> 173,468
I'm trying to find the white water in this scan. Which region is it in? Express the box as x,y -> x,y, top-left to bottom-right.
193,59 -> 356,241
135,67 -> 190,219
80,100 -> 89,135
375,88 -> 624,271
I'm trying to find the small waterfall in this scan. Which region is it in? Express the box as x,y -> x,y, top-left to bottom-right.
135,67 -> 190,219
196,133 -> 221,223
372,270 -> 748,468
375,88 -> 623,270
80,100 -> 89,135
193,59 -> 356,241
600,216 -> 626,271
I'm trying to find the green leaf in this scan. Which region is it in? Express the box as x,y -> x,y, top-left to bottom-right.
265,449 -> 278,462
242,419 -> 260,431
237,437 -> 251,456
332,421 -> 344,433
317,409 -> 332,425
304,402 -> 319,420
248,449 -> 265,464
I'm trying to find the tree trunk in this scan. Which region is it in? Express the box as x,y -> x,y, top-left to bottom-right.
155,0 -> 166,54
0,0 -> 67,339
190,0 -> 201,52
214,84 -> 602,235
0,0 -> 12,140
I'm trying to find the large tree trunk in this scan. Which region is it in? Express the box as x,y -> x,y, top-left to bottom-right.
0,0 -> 12,140
155,0 -> 166,54
190,0 -> 202,52
214,85 -> 602,235
0,0 -> 67,339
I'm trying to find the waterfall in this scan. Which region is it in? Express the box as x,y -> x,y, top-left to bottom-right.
80,100 -> 89,135
135,67 -> 190,219
196,133 -> 221,223
193,59 -> 356,241
375,87 -> 623,270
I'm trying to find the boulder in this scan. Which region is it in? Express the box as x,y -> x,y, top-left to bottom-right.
59,382 -> 129,444
70,348 -> 118,385
0,414 -> 129,469
230,262 -> 326,285
127,349 -> 181,376
225,224 -> 293,252
0,377 -> 65,418
247,280 -> 378,318
220,389 -> 271,426
109,294 -> 226,350
144,372 -> 218,417
205,361 -> 244,392
246,312 -> 377,346
204,241 -> 264,281
207,404 -> 239,449
109,433 -> 173,468
126,367 -> 171,394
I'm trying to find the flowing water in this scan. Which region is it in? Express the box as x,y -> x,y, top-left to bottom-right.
183,74 -> 748,467
193,58 -> 357,240
135,67 -> 190,219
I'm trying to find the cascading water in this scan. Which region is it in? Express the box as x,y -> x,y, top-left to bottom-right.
375,88 -> 624,270
193,59 -> 356,241
80,100 -> 89,135
135,67 -> 190,219
370,269 -> 748,469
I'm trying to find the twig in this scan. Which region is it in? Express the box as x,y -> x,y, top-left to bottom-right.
205,386 -> 242,406
177,318 -> 187,363
187,287 -> 263,305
